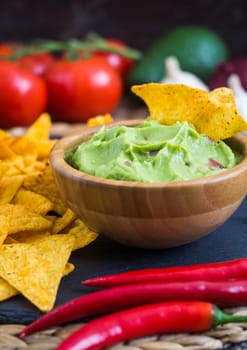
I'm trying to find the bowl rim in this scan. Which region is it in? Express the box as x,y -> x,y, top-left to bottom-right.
50,119 -> 247,189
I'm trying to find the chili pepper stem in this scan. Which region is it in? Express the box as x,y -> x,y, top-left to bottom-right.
213,305 -> 247,327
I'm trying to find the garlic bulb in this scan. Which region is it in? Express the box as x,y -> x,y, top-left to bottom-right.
160,56 -> 209,91
227,74 -> 247,121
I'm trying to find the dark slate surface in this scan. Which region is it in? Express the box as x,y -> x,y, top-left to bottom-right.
1,197 -> 247,325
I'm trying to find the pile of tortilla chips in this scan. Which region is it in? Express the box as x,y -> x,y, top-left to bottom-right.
131,83 -> 247,141
0,113 -> 98,312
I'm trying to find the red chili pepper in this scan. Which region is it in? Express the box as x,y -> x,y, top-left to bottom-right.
19,279 -> 247,338
55,301 -> 247,350
82,258 -> 247,287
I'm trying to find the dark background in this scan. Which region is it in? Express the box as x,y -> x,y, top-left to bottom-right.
1,0 -> 247,58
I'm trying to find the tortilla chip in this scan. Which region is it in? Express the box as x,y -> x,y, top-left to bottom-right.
32,139 -> 56,160
0,262 -> 74,303
23,166 -> 68,216
10,136 -> 37,159
11,113 -> 55,159
0,204 -> 52,234
131,83 -> 247,140
0,162 -> 10,177
26,113 -> 56,160
0,216 -> 9,245
52,208 -> 77,234
194,87 -> 247,140
0,144 -> 15,159
0,234 -> 75,311
25,112 -> 52,141
4,156 -> 25,175
65,219 -> 99,251
0,129 -> 14,144
63,262 -> 75,276
4,236 -> 18,244
17,154 -> 39,174
86,113 -> 113,127
132,83 -> 206,124
0,278 -> 18,302
11,230 -> 51,243
0,175 -> 24,204
13,189 -> 54,216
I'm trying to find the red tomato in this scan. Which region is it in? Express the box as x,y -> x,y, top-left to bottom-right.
18,52 -> 55,77
0,43 -> 19,59
93,39 -> 134,77
0,61 -> 48,128
45,57 -> 123,122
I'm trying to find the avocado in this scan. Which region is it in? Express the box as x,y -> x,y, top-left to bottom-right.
127,25 -> 229,85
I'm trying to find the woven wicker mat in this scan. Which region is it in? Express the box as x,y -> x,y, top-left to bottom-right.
1,306 -> 247,350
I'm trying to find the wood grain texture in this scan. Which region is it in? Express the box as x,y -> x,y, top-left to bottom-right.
50,120 -> 247,249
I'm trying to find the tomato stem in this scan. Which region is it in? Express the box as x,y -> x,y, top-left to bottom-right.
85,32 -> 142,59
6,34 -> 142,61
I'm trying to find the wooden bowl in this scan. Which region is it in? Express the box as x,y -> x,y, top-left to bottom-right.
50,119 -> 247,249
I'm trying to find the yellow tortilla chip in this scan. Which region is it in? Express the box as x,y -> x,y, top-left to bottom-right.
0,262 -> 74,303
0,203 -> 52,234
132,83 -> 206,124
32,139 -> 56,160
11,230 -> 51,243
13,189 -> 54,216
0,278 -> 18,302
131,83 -> 247,140
0,161 -> 11,177
0,129 -> 14,144
63,262 -> 75,276
10,136 -> 37,159
193,87 -> 247,140
4,156 -> 24,176
45,215 -> 57,223
0,175 -> 24,204
86,113 -> 113,127
0,215 -> 9,245
0,144 -> 15,159
0,234 -> 75,311
52,208 -> 77,234
4,236 -> 18,244
25,112 -> 52,141
26,113 -> 56,160
23,166 -> 68,216
10,113 -> 55,160
65,219 -> 98,251
17,154 -> 39,174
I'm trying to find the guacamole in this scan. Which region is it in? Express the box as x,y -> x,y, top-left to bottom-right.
65,119 -> 241,183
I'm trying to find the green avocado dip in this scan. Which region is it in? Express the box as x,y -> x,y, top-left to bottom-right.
65,119 -> 242,183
